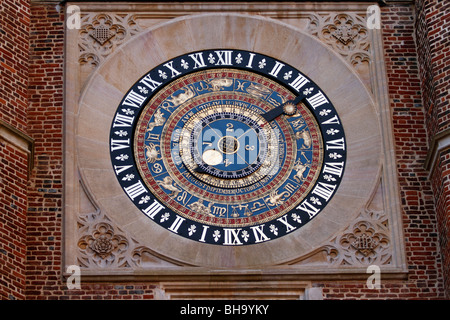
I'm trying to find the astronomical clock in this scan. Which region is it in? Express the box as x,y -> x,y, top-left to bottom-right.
110,49 -> 346,246
66,5 -> 406,287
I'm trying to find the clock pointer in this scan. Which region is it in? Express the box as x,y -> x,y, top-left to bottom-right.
261,94 -> 304,122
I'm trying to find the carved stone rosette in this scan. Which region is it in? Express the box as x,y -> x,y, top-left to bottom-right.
284,208 -> 392,267
79,13 -> 141,65
333,210 -> 391,266
306,12 -> 372,90
78,221 -> 128,268
307,13 -> 370,63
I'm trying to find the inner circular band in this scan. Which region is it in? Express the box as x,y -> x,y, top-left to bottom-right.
179,105 -> 277,188
218,136 -> 239,154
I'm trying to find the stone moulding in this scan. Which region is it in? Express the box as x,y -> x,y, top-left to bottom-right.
0,120 -> 35,177
424,128 -> 450,178
64,2 -> 407,281
154,280 -> 318,300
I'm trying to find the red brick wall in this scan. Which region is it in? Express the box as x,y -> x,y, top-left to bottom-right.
25,2 -> 65,299
380,2 -> 445,299
0,141 -> 28,300
1,1 -> 447,299
24,2 -> 159,300
0,0 -> 30,300
317,3 -> 446,299
430,149 -> 450,297
414,0 -> 450,297
0,0 -> 30,132
416,0 -> 450,138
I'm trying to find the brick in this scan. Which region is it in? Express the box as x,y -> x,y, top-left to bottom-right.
1,0 -> 450,300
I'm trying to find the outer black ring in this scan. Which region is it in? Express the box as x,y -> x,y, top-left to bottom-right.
109,49 -> 346,246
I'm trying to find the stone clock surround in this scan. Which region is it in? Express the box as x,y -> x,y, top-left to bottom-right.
64,5 -> 407,282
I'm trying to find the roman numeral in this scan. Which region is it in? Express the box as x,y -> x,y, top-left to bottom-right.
139,73 -> 162,92
198,225 -> 209,243
163,60 -> 182,78
114,164 -> 132,175
110,139 -> 130,151
322,161 -> 345,178
306,91 -> 329,109
143,200 -> 165,219
246,53 -> 256,68
312,182 -> 337,202
168,215 -> 185,233
326,137 -> 346,150
250,225 -> 270,243
215,50 -> 233,65
113,113 -> 135,128
297,200 -> 320,219
269,61 -> 285,78
189,52 -> 207,69
124,180 -> 147,200
223,228 -> 243,245
321,115 -> 340,125
276,215 -> 296,233
122,90 -> 146,108
289,73 -> 310,91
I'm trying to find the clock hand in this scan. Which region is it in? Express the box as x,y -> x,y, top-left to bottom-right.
194,165 -> 208,174
261,94 -> 303,122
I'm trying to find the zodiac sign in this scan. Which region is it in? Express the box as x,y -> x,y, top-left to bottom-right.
144,143 -> 161,163
231,204 -> 253,217
206,78 -> 233,91
290,118 -> 305,130
296,129 -> 312,149
293,158 -> 311,183
246,83 -> 271,99
212,206 -> 226,217
157,176 -> 182,198
188,199 -> 214,216
235,80 -> 246,91
267,92 -> 287,107
166,86 -> 195,107
146,109 -> 166,132
250,201 -> 264,212
266,190 -> 290,206
152,163 -> 163,173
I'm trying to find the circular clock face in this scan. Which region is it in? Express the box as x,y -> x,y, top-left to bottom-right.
110,49 -> 346,246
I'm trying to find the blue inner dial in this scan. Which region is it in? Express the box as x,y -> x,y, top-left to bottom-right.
191,111 -> 268,179
179,103 -> 278,189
